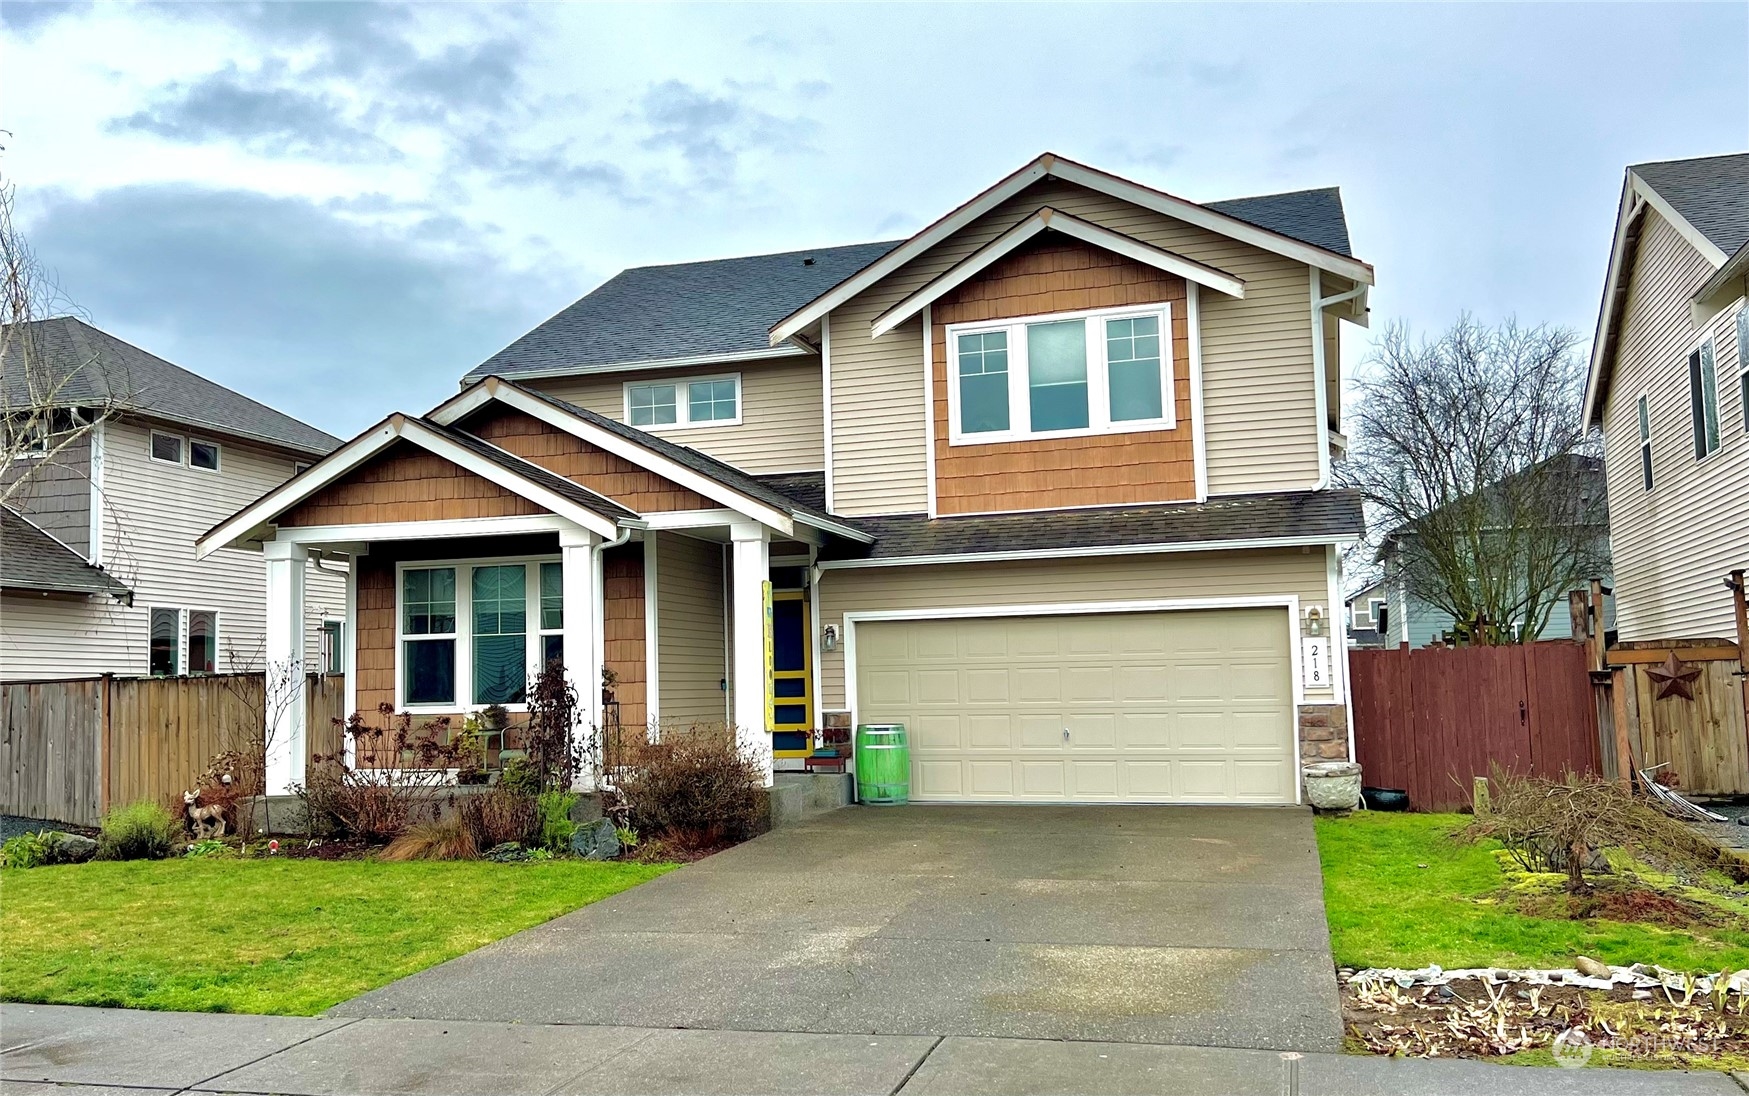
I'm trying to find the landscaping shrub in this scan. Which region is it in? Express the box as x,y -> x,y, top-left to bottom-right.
1465,767 -> 1747,893
299,704 -> 468,841
614,728 -> 763,845
96,800 -> 180,861
184,839 -> 234,859
2,830 -> 96,868
497,756 -> 543,797
536,790 -> 578,853
525,660 -> 583,790
380,815 -> 478,861
461,787 -> 539,849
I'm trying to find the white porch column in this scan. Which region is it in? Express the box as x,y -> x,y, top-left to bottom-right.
263,540 -> 308,796
560,526 -> 602,788
729,521 -> 773,787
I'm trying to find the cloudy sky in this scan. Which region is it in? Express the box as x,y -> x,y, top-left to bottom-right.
3,2 -> 1744,438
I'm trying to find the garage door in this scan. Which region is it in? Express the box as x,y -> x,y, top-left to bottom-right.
854,608 -> 1295,803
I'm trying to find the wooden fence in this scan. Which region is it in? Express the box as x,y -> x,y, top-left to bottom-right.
0,674 -> 344,828
1351,641 -> 1601,811
1607,639 -> 1748,796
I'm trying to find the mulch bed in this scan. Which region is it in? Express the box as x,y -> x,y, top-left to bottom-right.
1344,975 -> 1749,1066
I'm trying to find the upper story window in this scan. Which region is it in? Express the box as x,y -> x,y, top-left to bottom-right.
148,607 -> 218,676
1637,394 -> 1654,491
1736,306 -> 1749,434
1688,337 -> 1720,459
947,303 -> 1174,444
624,373 -> 741,429
150,430 -> 222,472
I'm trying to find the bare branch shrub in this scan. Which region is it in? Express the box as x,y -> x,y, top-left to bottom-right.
1464,767 -> 1746,893
613,723 -> 764,846
297,704 -> 461,841
1339,316 -> 1608,644
525,659 -> 582,791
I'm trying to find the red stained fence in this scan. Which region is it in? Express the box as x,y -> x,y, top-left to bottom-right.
1350,641 -> 1601,811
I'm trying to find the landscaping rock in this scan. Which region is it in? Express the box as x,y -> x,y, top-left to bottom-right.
569,818 -> 620,860
1575,955 -> 1610,979
51,832 -> 98,864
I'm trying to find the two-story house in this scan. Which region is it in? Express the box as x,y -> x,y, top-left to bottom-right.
1583,152 -> 1749,641
205,153 -> 1371,804
1,317 -> 345,680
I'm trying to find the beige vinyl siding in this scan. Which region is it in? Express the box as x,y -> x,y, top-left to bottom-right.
827,179 -> 1323,516
816,545 -> 1336,711
653,531 -> 728,728
528,356 -> 824,476
1601,209 -> 1749,639
0,430 -> 92,556
0,419 -> 342,681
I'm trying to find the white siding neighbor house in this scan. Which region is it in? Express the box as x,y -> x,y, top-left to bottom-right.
1583,153 -> 1749,641
1,318 -> 345,681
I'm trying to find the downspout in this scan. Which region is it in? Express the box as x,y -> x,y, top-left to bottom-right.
1311,279 -> 1369,491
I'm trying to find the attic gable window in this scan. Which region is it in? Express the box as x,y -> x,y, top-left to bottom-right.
947,302 -> 1174,444
625,373 -> 740,429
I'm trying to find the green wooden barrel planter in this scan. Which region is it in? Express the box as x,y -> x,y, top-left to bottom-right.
854,724 -> 910,805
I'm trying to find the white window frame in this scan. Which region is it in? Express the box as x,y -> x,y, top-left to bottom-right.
394,555 -> 560,714
1637,393 -> 1654,492
12,419 -> 49,459
1734,303 -> 1749,435
320,618 -> 344,675
945,302 -> 1175,446
149,431 -> 185,466
1688,334 -> 1721,461
148,605 -> 182,676
186,609 -> 220,674
188,438 -> 222,472
622,372 -> 743,430
537,560 -> 564,667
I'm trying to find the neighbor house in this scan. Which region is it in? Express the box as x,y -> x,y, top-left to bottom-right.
1,317 -> 345,681
1582,152 -> 1749,641
204,153 -> 1372,804
1347,455 -> 1612,648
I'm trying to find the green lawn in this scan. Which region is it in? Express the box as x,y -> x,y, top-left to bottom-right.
1316,812 -> 1749,972
0,857 -> 672,1015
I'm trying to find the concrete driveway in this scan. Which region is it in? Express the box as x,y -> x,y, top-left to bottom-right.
335,804 -> 1343,1052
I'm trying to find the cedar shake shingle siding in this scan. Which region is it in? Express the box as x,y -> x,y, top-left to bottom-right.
462,407 -> 717,512
280,441 -> 546,527
929,238 -> 1196,514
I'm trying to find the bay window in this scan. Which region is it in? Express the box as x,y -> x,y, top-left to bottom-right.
948,303 -> 1174,443
398,558 -> 565,711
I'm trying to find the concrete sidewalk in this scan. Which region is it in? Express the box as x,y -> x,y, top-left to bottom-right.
3,1003 -> 1739,1096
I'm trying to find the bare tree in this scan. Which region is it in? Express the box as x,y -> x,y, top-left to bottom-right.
1339,316 -> 1608,645
219,641 -> 307,834
0,174 -> 126,501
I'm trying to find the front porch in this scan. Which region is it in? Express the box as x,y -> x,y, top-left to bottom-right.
198,378 -> 866,796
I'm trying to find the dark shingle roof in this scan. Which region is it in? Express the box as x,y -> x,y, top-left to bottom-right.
420,419 -> 639,523
752,471 -> 827,513
2,317 -> 341,457
1206,188 -> 1353,257
464,241 -> 903,384
495,383 -> 864,536
0,505 -> 132,599
465,183 -> 1357,384
1632,153 -> 1749,256
818,490 -> 1364,563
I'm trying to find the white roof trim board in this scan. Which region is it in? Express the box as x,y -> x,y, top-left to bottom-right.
428,379 -> 802,538
196,414 -> 624,557
1583,167 -> 1731,427
771,152 -> 1374,346
869,207 -> 1245,338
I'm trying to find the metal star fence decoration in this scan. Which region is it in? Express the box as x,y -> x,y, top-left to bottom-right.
1645,652 -> 1702,701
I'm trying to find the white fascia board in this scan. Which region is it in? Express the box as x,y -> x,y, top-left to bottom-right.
768,157 -> 1056,345
1582,180 -> 1646,428
197,417 -> 404,558
772,153 -> 1373,347
869,208 -> 1244,338
276,514 -> 580,545
1048,160 -> 1376,286
435,380 -> 797,537
1628,169 -> 1730,267
461,344 -> 810,386
816,532 -> 1360,570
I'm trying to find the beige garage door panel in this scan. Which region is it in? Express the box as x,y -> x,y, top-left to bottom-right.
857,608 -> 1294,804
